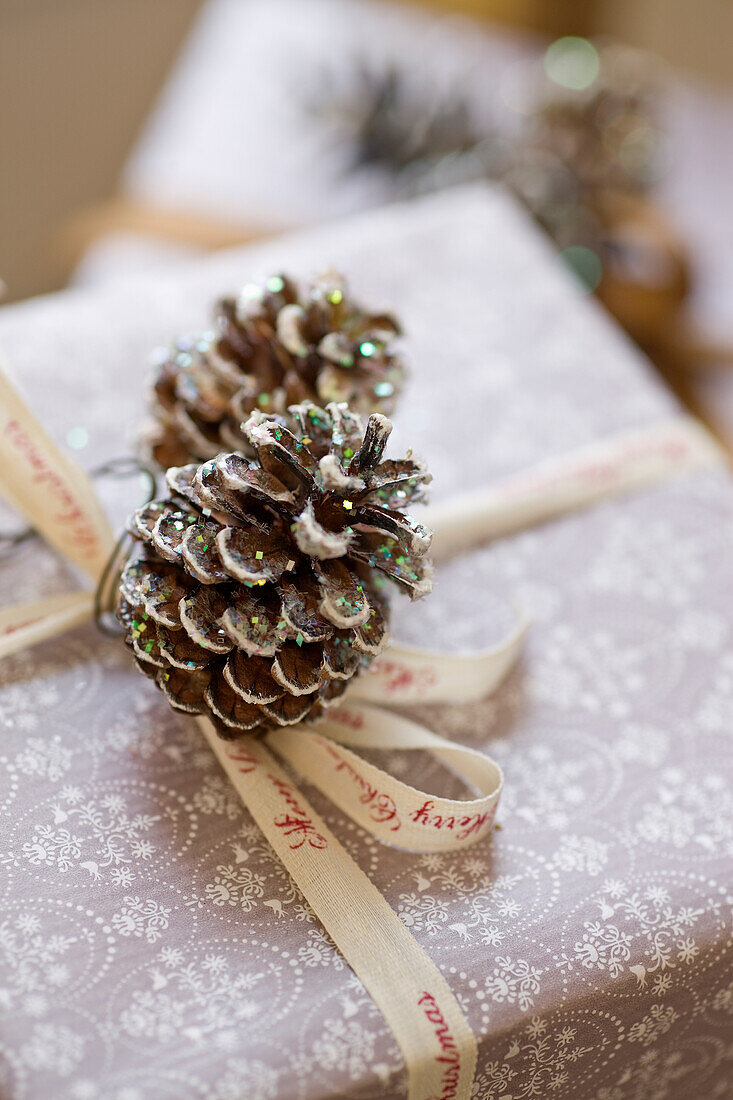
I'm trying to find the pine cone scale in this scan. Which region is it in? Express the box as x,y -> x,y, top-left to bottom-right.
224,651 -> 283,705
278,576 -> 334,642
272,642 -> 325,696
151,510 -> 195,564
219,590 -> 284,657
216,526 -> 294,585
179,588 -> 234,653
181,522 -> 231,584
155,620 -> 212,670
205,677 -> 263,731
161,667 -> 211,714
139,566 -> 192,628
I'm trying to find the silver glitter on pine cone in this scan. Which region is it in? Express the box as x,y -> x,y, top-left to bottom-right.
144,270 -> 406,469
119,402 -> 432,738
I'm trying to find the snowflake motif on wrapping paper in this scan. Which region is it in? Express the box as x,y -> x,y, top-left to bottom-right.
513,578 -> 563,624
441,872 -> 524,946
615,724 -> 669,766
452,700 -> 505,743
14,736 -> 72,782
552,835 -> 608,876
484,956 -> 543,1012
193,774 -> 245,820
118,950 -> 272,1045
290,901 -> 317,923
0,679 -> 61,733
528,625 -> 646,719
673,609 -> 728,651
584,516 -> 701,607
629,769 -> 733,858
378,751 -> 411,777
21,788 -> 160,882
204,860 -> 266,911
210,1057 -> 280,1100
0,915 -> 80,1015
471,1059 -> 517,1098
559,881 -> 708,986
102,696 -> 205,766
396,893 -> 450,935
412,852 -> 520,905
497,743 -> 597,830
572,921 -> 632,977
628,1004 -> 679,1047
19,1022 -> 85,1077
193,835 -> 302,915
311,1017 -> 377,1080
697,651 -> 733,733
297,929 -> 344,969
111,897 -> 171,944
471,1015 -> 594,1098
591,1047 -> 692,1100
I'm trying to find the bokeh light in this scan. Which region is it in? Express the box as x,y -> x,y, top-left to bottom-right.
544,37 -> 600,91
66,426 -> 89,449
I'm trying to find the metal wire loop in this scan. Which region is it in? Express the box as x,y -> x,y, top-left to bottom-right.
91,456 -> 158,636
94,529 -> 135,636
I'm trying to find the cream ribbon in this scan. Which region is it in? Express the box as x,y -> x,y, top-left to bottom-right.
201,715 -> 484,1100
0,362 -> 726,1100
0,359 -> 115,582
426,416 -> 724,562
0,591 -> 96,661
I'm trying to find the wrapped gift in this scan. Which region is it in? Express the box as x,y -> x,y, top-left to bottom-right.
71,0 -> 533,286
69,0 -> 733,460
123,0 -> 526,226
1,186 -> 732,1099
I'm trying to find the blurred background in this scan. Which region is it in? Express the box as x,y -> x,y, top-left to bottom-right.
2,0 -> 733,440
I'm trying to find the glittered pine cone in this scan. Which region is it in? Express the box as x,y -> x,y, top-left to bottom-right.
145,270 -> 405,469
119,402 -> 432,738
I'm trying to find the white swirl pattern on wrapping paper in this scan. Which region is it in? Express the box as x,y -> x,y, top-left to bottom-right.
0,188 -> 732,1098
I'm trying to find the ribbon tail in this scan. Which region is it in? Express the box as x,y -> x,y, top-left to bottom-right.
424,415 -> 725,562
0,359 -> 115,582
270,702 -> 503,851
349,614 -> 527,705
0,592 -> 94,659
198,716 -> 477,1100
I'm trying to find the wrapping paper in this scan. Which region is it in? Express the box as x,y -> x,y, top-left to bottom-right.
1,186 -> 732,1099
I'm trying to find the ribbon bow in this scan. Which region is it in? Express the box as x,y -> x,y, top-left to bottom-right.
0,361 -> 723,1100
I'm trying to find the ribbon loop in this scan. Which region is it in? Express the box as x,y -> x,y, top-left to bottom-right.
270,701 -> 503,851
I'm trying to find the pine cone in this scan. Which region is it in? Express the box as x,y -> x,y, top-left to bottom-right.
119,402 -> 432,738
145,271 -> 405,469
